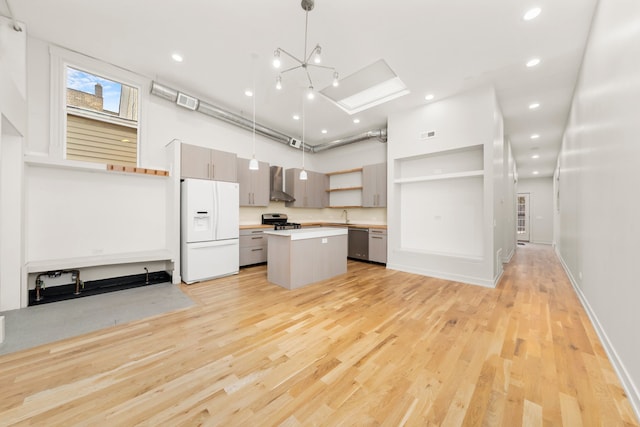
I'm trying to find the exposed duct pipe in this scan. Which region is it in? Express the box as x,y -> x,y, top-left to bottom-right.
150,81 -> 386,152
310,129 -> 387,153
197,100 -> 292,146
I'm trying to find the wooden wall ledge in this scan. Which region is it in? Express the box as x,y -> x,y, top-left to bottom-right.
107,164 -> 169,176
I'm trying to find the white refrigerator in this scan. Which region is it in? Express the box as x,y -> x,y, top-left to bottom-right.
181,179 -> 239,284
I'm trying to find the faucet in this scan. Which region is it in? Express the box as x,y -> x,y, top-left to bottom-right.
342,209 -> 350,224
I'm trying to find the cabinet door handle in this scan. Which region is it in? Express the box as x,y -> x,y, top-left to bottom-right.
251,236 -> 263,240
372,236 -> 383,239
251,230 -> 263,234
251,248 -> 264,252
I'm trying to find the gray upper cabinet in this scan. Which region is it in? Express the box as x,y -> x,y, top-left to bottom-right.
237,158 -> 270,206
285,168 -> 329,208
362,162 -> 387,207
181,143 -> 237,182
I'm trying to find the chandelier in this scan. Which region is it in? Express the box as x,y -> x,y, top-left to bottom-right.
272,0 -> 339,99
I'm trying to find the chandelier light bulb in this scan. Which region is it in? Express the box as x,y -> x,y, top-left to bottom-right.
313,45 -> 322,64
332,71 -> 339,87
299,169 -> 308,180
276,75 -> 282,90
307,87 -> 315,100
272,50 -> 281,68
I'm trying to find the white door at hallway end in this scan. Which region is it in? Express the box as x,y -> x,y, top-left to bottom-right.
517,193 -> 530,242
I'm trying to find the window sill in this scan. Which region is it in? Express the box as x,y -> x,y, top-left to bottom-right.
24,155 -> 169,177
24,155 -> 107,172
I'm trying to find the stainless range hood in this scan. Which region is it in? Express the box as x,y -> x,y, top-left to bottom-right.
270,166 -> 295,202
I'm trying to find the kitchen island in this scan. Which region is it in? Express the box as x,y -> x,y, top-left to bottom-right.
263,227 -> 348,290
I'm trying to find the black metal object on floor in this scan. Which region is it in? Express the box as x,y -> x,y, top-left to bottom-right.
28,271 -> 172,306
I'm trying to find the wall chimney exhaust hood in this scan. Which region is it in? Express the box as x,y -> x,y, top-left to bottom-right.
270,166 -> 295,202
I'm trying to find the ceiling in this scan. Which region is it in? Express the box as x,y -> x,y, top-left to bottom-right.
6,0 -> 598,178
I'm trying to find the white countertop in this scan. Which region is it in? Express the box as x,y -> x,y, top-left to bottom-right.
263,227 -> 348,241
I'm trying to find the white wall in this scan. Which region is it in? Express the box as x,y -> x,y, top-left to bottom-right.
387,86 -> 505,287
517,177 -> 553,245
0,17 -> 27,311
555,0 -> 640,415
0,118 -> 23,311
502,139 -> 517,262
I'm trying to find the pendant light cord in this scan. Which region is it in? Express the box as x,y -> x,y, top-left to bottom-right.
302,96 -> 305,170
252,76 -> 256,153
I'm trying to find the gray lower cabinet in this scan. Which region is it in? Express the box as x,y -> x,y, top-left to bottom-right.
368,228 -> 387,263
266,232 -> 348,289
285,168 -> 329,208
239,228 -> 268,266
237,158 -> 270,206
362,162 -> 387,207
181,143 -> 237,182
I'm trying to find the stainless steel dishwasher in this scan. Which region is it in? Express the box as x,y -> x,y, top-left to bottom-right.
348,227 -> 369,261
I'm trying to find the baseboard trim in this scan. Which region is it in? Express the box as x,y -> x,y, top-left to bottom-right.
386,263 -> 496,288
502,247 -> 514,264
555,247 -> 640,421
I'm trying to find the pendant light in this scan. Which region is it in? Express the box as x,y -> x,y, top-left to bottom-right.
299,94 -> 308,181
248,56 -> 259,171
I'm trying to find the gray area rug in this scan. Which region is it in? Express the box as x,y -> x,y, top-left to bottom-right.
0,283 -> 193,355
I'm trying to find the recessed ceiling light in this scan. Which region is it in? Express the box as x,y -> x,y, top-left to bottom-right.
244,89 -> 253,97
523,7 -> 542,21
529,102 -> 540,109
171,53 -> 183,63
531,134 -> 540,139
532,171 -> 540,175
526,58 -> 541,68
353,118 -> 360,124
321,129 -> 328,134
293,114 -> 300,120
532,154 -> 540,159
425,93 -> 435,101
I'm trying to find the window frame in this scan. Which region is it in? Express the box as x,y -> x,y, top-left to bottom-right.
50,46 -> 147,166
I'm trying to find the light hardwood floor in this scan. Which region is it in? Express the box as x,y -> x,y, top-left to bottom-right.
0,244 -> 637,426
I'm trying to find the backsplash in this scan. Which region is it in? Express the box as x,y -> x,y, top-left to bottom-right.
240,202 -> 387,226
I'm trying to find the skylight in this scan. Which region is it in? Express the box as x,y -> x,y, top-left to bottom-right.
320,59 -> 409,115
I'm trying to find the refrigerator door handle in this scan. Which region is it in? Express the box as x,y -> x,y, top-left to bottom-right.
188,240 -> 238,249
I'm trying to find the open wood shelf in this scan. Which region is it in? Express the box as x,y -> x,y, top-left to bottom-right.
326,167 -> 363,176
326,186 -> 363,192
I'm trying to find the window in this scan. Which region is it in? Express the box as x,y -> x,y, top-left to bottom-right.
65,67 -> 139,166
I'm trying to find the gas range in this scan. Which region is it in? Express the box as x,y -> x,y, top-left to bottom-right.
261,213 -> 302,230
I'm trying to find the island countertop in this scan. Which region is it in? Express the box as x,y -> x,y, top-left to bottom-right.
263,227 -> 348,241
